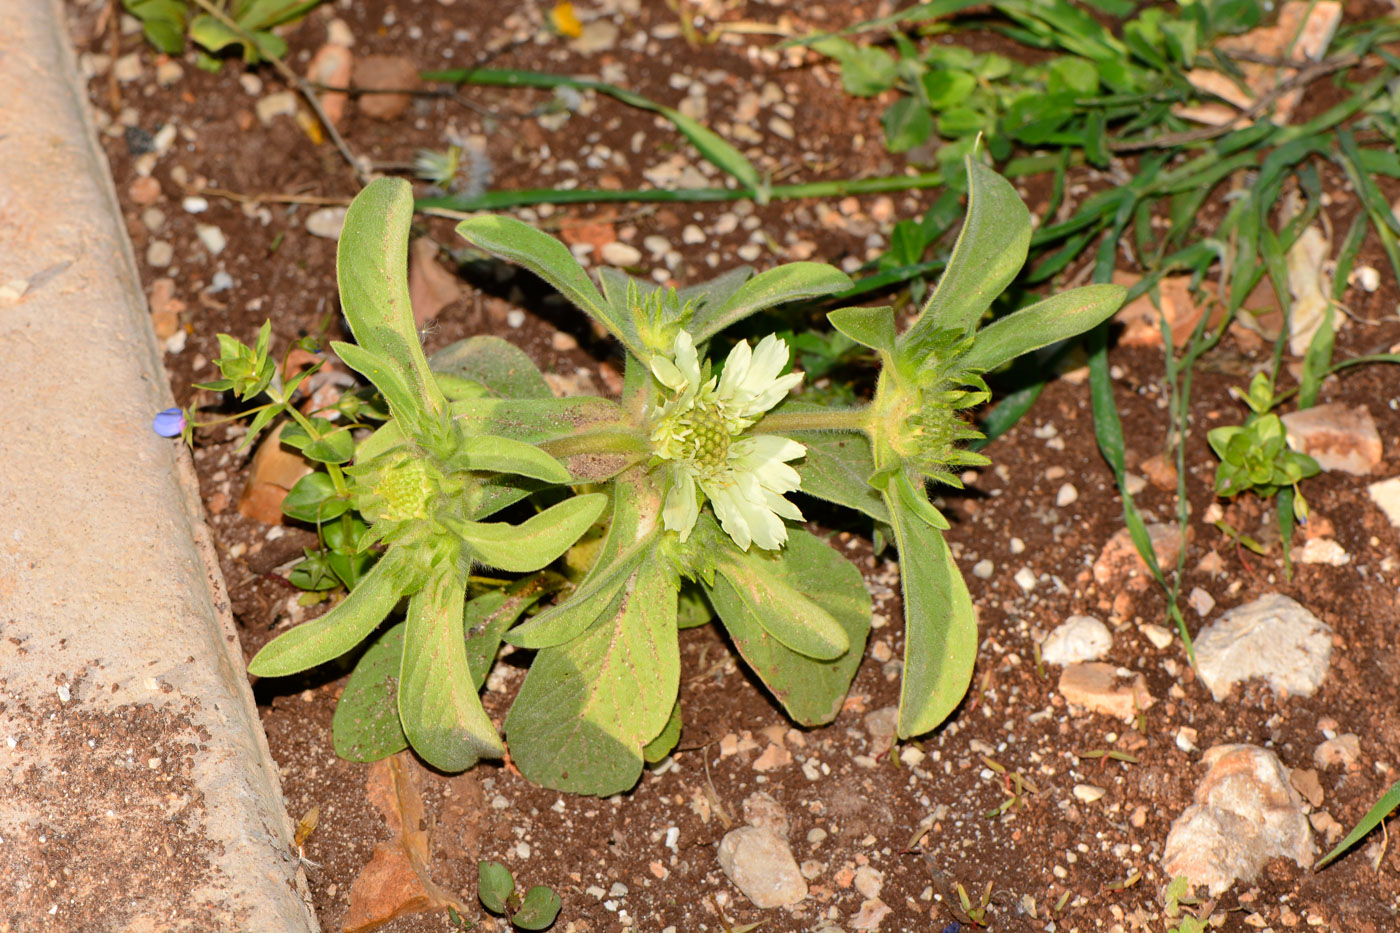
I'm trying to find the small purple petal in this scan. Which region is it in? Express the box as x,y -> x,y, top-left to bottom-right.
152,407 -> 186,437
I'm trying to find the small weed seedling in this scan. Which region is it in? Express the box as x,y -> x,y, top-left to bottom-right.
171,158 -> 1122,794
476,861 -> 561,931
123,0 -> 324,70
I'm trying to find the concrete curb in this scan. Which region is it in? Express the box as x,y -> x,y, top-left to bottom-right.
0,1 -> 319,929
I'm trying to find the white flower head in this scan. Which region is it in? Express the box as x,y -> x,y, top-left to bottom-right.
649,330 -> 806,551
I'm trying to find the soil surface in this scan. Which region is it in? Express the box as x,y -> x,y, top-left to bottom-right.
62,0 -> 1400,931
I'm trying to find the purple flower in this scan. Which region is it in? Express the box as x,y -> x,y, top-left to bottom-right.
152,407 -> 186,437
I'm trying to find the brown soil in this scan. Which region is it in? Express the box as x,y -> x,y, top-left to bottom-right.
62,0 -> 1400,931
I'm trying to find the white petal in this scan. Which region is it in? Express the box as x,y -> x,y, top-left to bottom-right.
705,480 -> 753,551
744,335 -> 791,390
716,338 -> 752,401
673,330 -> 701,387
651,355 -> 685,391
764,488 -> 804,522
662,470 -> 700,540
743,371 -> 804,417
728,470 -> 785,550
739,434 -> 806,464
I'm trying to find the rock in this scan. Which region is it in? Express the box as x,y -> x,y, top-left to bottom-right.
1295,537 -> 1349,566
863,706 -> 898,759
1187,587 -> 1216,617
1193,594 -> 1332,701
1056,482 -> 1078,507
1280,403 -> 1382,475
343,842 -> 432,933
155,59 -> 182,86
570,19 -> 619,54
1290,768 -> 1324,808
196,223 -> 226,256
146,240 -> 173,268
717,826 -> 807,908
742,792 -> 789,839
1058,662 -> 1155,721
1368,476 -> 1400,528
752,743 -> 792,772
600,241 -> 643,266
853,866 -> 883,900
1140,623 -> 1174,650
1161,744 -> 1314,896
1113,273 -> 1204,347
1073,784 -> 1107,803
354,56 -> 419,121
128,175 -> 162,205
1040,615 -> 1112,665
1142,452 -> 1178,490
1314,733 -> 1360,770
305,206 -> 348,240
112,52 -> 142,83
1093,523 -> 1183,588
255,91 -> 299,125
407,237 -> 461,326
237,425 -> 313,524
306,43 -> 353,126
852,898 -> 892,930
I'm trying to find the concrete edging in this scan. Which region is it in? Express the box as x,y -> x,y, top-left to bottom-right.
0,1 -> 319,928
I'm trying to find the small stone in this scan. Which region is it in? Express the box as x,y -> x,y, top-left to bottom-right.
752,743 -> 792,772
305,206 -> 349,240
1193,593 -> 1332,701
1113,273 -> 1204,348
681,224 -> 705,245
1161,744 -> 1314,896
182,196 -> 209,214
570,19 -> 619,54
601,241 -> 643,266
1073,784 -> 1106,803
155,60 -> 183,86
768,116 -> 795,140
196,224 -> 226,256
113,53 -> 142,83
863,706 -> 898,759
1058,662 -> 1155,722
1140,623 -> 1174,649
1296,538 -> 1349,566
551,330 -> 579,352
1040,615 -> 1112,666
327,18 -> 355,47
1176,726 -> 1198,752
1056,483 -> 1079,507
1188,587 -> 1216,617
853,866 -> 884,900
717,826 -> 807,908
354,56 -> 420,120
1014,567 -> 1037,591
210,271 -> 234,293
407,237 -> 461,325
971,559 -> 994,579
344,842 -> 432,931
899,746 -> 926,767
307,43 -> 354,126
146,241 -> 173,268
1141,452 -> 1178,490
1093,523 -> 1183,587
255,91 -> 299,125
852,898 -> 892,931
506,309 -> 525,329
1290,768 -> 1325,808
1367,476 -> 1400,529
1350,265 -> 1381,292
742,791 -> 789,838
238,425 -> 313,524
1313,733 -> 1360,770
128,176 -> 162,205
1281,403 -> 1383,475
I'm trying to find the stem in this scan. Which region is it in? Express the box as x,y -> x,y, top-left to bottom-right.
282,404 -> 351,498
753,408 -> 869,435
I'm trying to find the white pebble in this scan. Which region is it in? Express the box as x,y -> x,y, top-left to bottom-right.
506,309 -> 526,329
600,241 -> 642,266
196,224 -> 226,256
1009,537 -> 1025,555
1056,483 -> 1078,507
1073,784 -> 1106,803
182,196 -> 209,214
1014,567 -> 1037,591
305,206 -> 348,240
972,559 -> 994,579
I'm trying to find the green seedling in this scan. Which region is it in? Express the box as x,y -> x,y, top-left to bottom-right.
184,158 -> 1121,794
1316,776 -> 1400,870
122,0 -> 323,70
477,861 -> 561,931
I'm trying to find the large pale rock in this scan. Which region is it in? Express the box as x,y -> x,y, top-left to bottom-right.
1162,745 -> 1314,896
237,424 -> 314,524
717,826 -> 807,908
1041,615 -> 1112,665
1366,476 -> 1400,528
1194,594 -> 1332,701
1281,403 -> 1382,475
1058,662 -> 1155,721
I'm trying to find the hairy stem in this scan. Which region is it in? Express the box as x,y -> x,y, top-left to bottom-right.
753,407 -> 870,434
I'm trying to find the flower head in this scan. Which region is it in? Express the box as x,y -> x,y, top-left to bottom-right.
649,330 -> 805,551
152,407 -> 186,438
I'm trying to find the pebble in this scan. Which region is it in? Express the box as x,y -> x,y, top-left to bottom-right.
717,826 -> 807,908
1058,662 -> 1155,721
307,43 -> 354,126
239,73 -> 263,96
327,18 -> 355,47
681,224 -> 705,245
853,866 -> 884,900
1187,586 -> 1216,616
862,706 -> 898,758
1092,523 -> 1182,587
129,176 -> 162,205
141,208 -> 165,233
1055,483 -> 1078,507
1140,623 -> 1174,650
971,559 -> 994,579
752,743 -> 792,772
353,56 -> 420,120
600,241 -> 642,266
1193,593 -> 1332,701
255,91 -> 299,125
736,243 -> 762,262
210,271 -> 234,293
146,240 -> 173,268
551,331 -> 578,352
112,53 -> 142,83
196,224 -> 227,256
1009,537 -> 1025,555
1280,403 -> 1383,475
1296,537 -> 1349,566
506,309 -> 525,329
571,20 -> 620,53
305,206 -> 348,240
1162,744 -> 1314,896
853,899 -> 892,931
768,116 -> 795,140
1073,783 -> 1106,803
642,234 -> 670,257
155,60 -> 183,86
1040,615 -> 1112,665
1350,265 -> 1381,292
1365,476 -> 1400,529
1013,567 -> 1037,591
181,196 -> 208,214
1313,733 -> 1360,770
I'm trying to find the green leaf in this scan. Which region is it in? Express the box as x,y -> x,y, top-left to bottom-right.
332,622 -> 409,762
280,418 -> 355,465
1316,777 -> 1400,869
642,700 -> 682,763
882,97 -> 934,153
712,549 -> 851,661
465,577 -> 560,689
504,559 -> 679,795
513,886 -> 563,930
892,470 -> 950,530
904,155 -> 1031,345
960,284 -> 1126,373
449,396 -> 640,483
690,263 -> 853,342
706,527 -> 871,725
456,493 -> 608,573
399,569 -> 504,771
338,178 -> 447,418
456,215 -> 644,358
456,435 -> 573,484
921,69 -> 976,109
187,15 -> 242,53
887,491 -> 977,738
813,38 -> 898,96
248,553 -> 409,677
477,861 -> 515,914
430,335 -> 553,400
333,341 -> 424,430
827,305 -> 898,353
281,472 -> 352,523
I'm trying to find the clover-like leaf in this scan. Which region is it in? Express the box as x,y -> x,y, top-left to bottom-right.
477,861 -> 515,914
